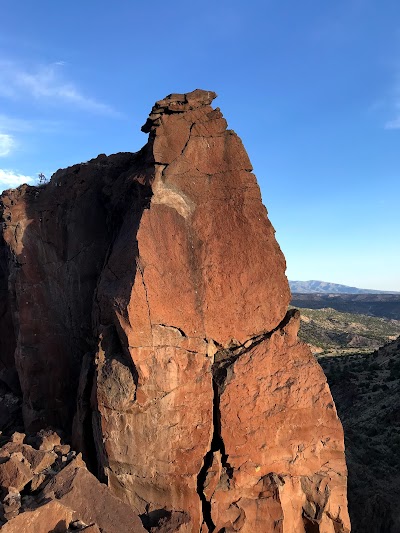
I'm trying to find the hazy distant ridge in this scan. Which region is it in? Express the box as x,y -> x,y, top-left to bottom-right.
289,280 -> 398,294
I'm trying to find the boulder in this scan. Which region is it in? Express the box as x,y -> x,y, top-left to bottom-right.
0,455 -> 33,492
35,428 -> 61,451
1,500 -> 73,532
40,456 -> 146,532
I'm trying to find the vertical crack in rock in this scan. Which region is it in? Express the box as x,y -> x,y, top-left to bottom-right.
135,257 -> 153,342
178,121 -> 195,159
196,363 -> 225,532
197,311 -> 299,531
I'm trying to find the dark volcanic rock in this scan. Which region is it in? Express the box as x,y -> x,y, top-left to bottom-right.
0,151 -> 146,431
0,90 -> 350,532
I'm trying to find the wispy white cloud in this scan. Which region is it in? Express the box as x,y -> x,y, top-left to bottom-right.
0,134 -> 14,156
384,99 -> 400,129
0,113 -> 63,134
384,72 -> 400,130
0,60 -> 120,117
0,168 -> 33,191
384,117 -> 400,130
0,115 -> 32,132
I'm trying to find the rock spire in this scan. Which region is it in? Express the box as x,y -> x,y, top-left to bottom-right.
0,90 -> 350,532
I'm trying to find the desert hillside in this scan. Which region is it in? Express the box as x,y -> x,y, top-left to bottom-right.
294,306 -> 400,355
320,337 -> 400,533
293,295 -> 400,533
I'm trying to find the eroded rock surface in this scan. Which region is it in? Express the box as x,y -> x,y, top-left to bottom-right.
0,89 -> 349,531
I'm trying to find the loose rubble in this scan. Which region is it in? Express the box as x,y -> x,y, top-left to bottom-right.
0,430 -> 145,532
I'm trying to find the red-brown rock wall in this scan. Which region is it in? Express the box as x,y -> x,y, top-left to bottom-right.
0,90 -> 350,532
0,153 -> 147,430
210,311 -> 349,532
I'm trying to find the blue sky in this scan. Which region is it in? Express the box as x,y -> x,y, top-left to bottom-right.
1,0 -> 399,290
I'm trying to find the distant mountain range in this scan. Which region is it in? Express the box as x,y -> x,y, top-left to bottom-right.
289,280 -> 399,294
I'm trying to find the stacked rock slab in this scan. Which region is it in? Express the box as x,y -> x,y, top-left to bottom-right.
0,90 -> 350,532
0,430 -> 146,531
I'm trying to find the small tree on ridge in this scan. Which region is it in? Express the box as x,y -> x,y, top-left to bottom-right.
37,173 -> 48,186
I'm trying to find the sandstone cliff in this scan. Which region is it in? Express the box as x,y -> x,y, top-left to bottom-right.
0,90 -> 350,532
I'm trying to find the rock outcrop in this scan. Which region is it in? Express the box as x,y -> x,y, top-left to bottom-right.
0,430 -> 146,531
0,89 -> 350,531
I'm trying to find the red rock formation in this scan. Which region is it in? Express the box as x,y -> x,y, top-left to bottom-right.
0,90 -> 350,531
1,500 -> 74,533
210,312 -> 349,532
0,431 -> 145,531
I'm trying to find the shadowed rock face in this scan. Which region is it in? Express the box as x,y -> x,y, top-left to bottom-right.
0,90 -> 350,532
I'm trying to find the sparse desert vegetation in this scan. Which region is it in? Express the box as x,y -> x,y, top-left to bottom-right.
319,338 -> 400,532
293,305 -> 400,355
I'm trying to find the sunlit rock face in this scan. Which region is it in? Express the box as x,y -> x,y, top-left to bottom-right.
0,90 -> 350,532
